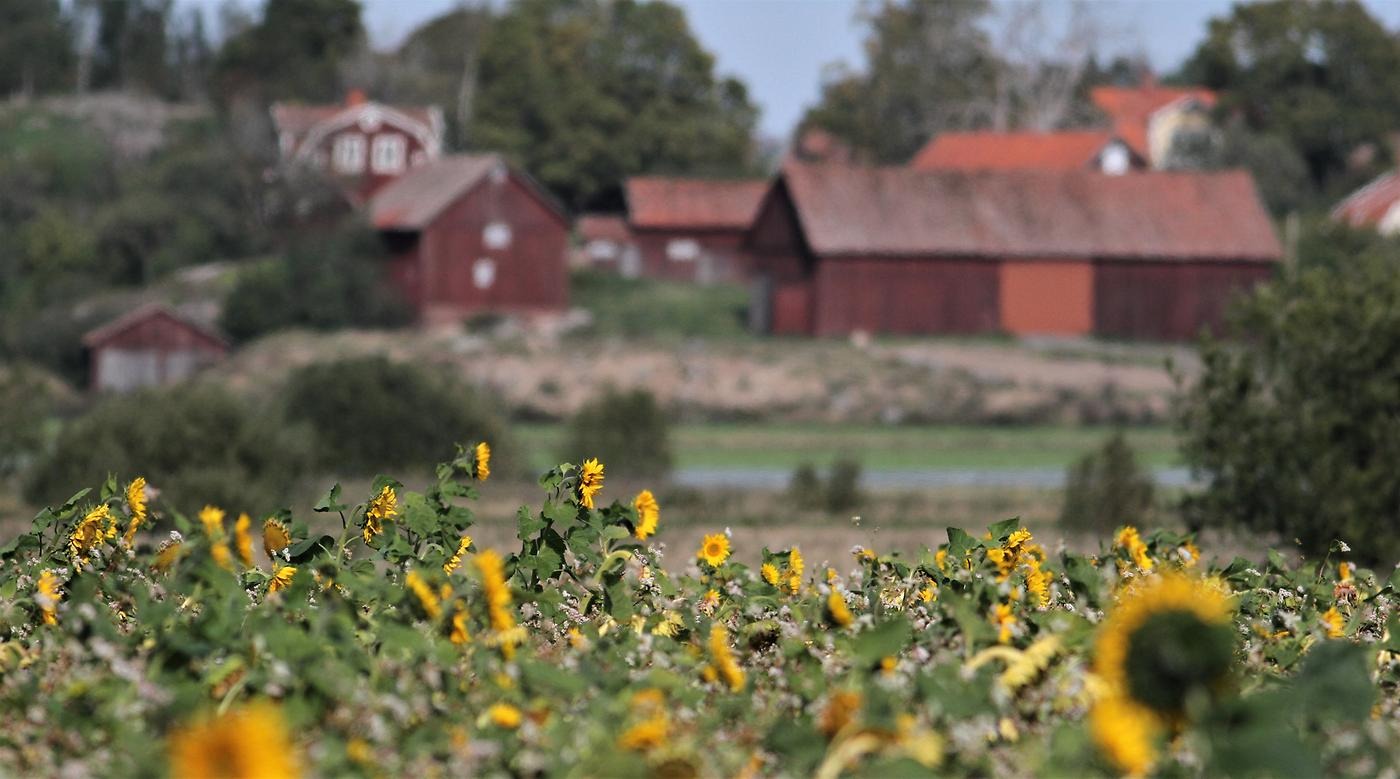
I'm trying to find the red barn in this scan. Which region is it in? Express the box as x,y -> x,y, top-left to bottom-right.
82,304 -> 228,392
910,130 -> 1145,174
369,154 -> 569,324
624,177 -> 768,283
748,163 -> 1282,340
271,90 -> 444,203
1332,170 -> 1400,234
574,213 -> 639,276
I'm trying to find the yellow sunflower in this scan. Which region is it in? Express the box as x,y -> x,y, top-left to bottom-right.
167,701 -> 300,779
198,505 -> 226,538
1322,606 -> 1345,638
35,569 -> 61,626
474,442 -> 491,481
233,514 -> 254,568
405,571 -> 442,620
697,533 -> 730,567
262,518 -> 291,561
268,566 -> 297,594
69,504 -> 110,566
363,486 -> 399,544
826,591 -> 854,628
705,624 -> 745,691
123,477 -> 148,547
633,490 -> 660,540
760,562 -> 781,586
442,535 -> 473,575
1094,572 -> 1234,717
1090,693 -> 1160,778
578,458 -> 605,509
486,703 -> 522,730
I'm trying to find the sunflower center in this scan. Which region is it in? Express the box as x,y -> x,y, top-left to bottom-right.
1123,609 -> 1234,714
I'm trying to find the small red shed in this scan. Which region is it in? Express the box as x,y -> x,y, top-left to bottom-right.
369,154 -> 570,324
574,213 -> 639,275
748,163 -> 1282,340
82,304 -> 229,392
624,177 -> 768,283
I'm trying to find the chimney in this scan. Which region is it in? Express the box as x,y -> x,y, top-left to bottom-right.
346,88 -> 367,106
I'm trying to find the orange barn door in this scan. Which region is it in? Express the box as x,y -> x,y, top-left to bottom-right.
998,260 -> 1094,336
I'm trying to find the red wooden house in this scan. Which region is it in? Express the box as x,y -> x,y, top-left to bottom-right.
82,304 -> 228,392
910,130 -> 1145,174
748,163 -> 1281,340
624,177 -> 768,283
369,154 -> 570,324
574,213 -> 639,275
271,90 -> 445,203
1332,171 -> 1400,234
1090,80 -> 1217,169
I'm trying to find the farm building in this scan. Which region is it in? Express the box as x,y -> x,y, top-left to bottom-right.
1090,79 -> 1217,168
1332,171 -> 1400,234
369,154 -> 570,324
574,214 -> 639,275
910,130 -> 1144,174
747,163 -> 1281,340
624,177 -> 769,283
271,90 -> 444,202
82,304 -> 228,392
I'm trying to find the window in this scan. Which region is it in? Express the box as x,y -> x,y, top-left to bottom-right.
483,222 -> 512,250
666,238 -> 700,262
370,135 -> 406,174
473,258 -> 497,289
332,133 -> 366,174
1100,143 -> 1130,176
587,240 -> 618,261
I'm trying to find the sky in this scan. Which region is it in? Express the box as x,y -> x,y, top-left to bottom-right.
194,0 -> 1400,140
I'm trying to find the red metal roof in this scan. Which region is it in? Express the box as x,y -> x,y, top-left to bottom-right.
777,163 -> 1281,262
576,213 -> 631,243
1089,84 -> 1217,158
1332,170 -> 1400,228
625,177 -> 769,230
368,154 -> 568,231
81,303 -> 228,349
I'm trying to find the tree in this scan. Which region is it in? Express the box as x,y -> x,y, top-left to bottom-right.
213,0 -> 366,104
1179,0 -> 1400,196
0,0 -> 74,97
1059,431 -> 1155,534
1177,250 -> 1400,564
800,0 -> 999,163
466,0 -> 759,210
560,388 -> 673,480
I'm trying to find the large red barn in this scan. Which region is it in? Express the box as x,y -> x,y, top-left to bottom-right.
82,304 -> 228,392
748,163 -> 1281,340
624,177 -> 768,283
368,154 -> 570,324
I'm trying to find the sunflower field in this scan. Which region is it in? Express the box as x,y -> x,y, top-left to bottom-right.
0,443 -> 1397,778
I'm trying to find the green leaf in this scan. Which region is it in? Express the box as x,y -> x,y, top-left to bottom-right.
987,517 -> 1021,542
851,616 -> 911,665
288,535 -> 334,564
516,508 -> 546,541
946,527 -> 976,560
313,483 -> 346,513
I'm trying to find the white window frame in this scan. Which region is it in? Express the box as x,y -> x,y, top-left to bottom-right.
332,133 -> 366,174
483,221 -> 512,250
587,239 -> 618,261
473,258 -> 497,289
667,238 -> 700,262
1100,143 -> 1130,176
370,134 -> 406,174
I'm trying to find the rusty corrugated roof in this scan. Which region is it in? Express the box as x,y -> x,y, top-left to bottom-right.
779,163 -> 1281,262
625,177 -> 769,230
910,130 -> 1125,171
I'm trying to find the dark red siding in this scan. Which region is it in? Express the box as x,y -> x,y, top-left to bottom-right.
1092,260 -> 1275,340
398,173 -> 568,322
632,228 -> 752,283
319,124 -> 432,203
812,257 -> 1001,336
86,311 -> 227,391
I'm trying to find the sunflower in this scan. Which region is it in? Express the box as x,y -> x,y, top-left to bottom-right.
1114,526 -> 1154,572
199,505 -> 226,538
1322,606 -> 1345,638
1089,694 -> 1161,778
474,442 -> 491,481
405,571 -> 442,620
618,715 -> 669,751
990,602 -> 1017,644
826,591 -> 854,628
211,542 -> 235,572
760,563 -> 780,586
442,535 -> 473,575
153,539 -> 183,573
818,690 -> 862,738
697,533 -> 730,568
363,486 -> 399,544
475,550 -> 520,658
69,504 -> 110,566
699,588 -> 720,615
263,518 -> 291,561
486,703 -> 522,730
578,458 -> 605,509
786,547 -> 804,594
633,490 -> 660,540
35,569 -> 61,626
705,624 -> 745,692
1094,572 -> 1234,718
233,514 -> 254,568
167,701 -> 299,779
450,606 -> 471,645
123,477 -> 148,547
268,566 -> 297,594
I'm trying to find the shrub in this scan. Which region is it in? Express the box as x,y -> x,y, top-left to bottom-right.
1059,431 -> 1155,533
282,356 -> 509,475
220,221 -> 410,342
788,462 -> 823,510
825,458 -> 864,513
1177,251 -> 1400,564
24,385 -> 310,515
560,388 -> 672,480
0,365 -> 51,477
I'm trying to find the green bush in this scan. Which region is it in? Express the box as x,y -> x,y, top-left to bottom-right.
1177,251 -> 1400,564
282,356 -> 509,475
560,388 -> 673,480
788,458 -> 864,513
220,221 -> 410,342
24,385 -> 310,515
1059,431 -> 1155,533
0,364 -> 51,477
788,462 -> 823,510
569,269 -> 750,339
